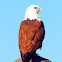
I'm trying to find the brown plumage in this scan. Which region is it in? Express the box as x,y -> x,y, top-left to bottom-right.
18,18 -> 45,61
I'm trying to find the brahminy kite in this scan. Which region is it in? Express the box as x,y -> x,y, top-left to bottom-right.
18,5 -> 45,62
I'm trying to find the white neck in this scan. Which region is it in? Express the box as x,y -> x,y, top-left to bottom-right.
24,10 -> 41,21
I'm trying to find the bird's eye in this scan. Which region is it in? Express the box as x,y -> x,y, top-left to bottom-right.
34,7 -> 37,9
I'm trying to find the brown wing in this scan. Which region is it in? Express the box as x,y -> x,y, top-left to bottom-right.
18,19 -> 45,56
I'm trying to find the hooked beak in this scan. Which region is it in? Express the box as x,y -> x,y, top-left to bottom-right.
39,7 -> 43,11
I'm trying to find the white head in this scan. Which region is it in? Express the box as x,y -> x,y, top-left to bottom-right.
25,5 -> 42,21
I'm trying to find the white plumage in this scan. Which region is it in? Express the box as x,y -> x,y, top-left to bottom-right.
25,5 -> 42,21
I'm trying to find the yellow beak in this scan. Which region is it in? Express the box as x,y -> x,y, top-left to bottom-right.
39,7 -> 43,11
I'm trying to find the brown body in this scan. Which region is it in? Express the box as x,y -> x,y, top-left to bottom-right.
19,18 -> 45,57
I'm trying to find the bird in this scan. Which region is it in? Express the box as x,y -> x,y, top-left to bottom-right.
18,5 -> 45,62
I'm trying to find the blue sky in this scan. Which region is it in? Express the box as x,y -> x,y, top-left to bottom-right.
0,0 -> 62,62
